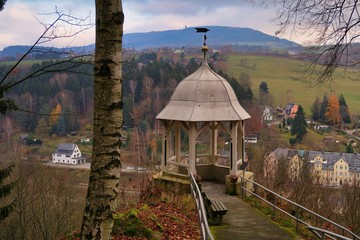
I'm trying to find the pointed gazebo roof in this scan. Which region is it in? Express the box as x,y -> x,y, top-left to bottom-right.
156,59 -> 251,122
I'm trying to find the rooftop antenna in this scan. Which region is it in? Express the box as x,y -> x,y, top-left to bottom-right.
195,27 -> 210,59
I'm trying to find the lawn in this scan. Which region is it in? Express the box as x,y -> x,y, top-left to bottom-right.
225,54 -> 360,116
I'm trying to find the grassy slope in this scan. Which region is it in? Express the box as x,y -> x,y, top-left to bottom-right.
226,54 -> 360,116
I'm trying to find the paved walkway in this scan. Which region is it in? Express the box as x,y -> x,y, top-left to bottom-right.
202,182 -> 298,240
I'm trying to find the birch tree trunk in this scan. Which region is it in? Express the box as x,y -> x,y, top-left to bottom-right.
81,1 -> 124,239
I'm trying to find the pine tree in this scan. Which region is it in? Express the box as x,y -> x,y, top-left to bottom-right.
56,114 -> 66,136
0,164 -> 16,222
35,117 -> 49,137
259,81 -> 270,106
326,94 -> 341,125
346,144 -> 354,153
291,105 -> 307,142
259,81 -> 269,93
319,95 -> 328,123
338,94 -> 351,123
310,97 -> 321,121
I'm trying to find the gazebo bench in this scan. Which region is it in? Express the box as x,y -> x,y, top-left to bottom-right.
202,192 -> 228,225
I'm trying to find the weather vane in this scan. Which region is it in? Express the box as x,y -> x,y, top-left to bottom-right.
195,27 -> 210,59
195,27 -> 210,47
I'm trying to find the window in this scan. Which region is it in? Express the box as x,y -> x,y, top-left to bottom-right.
57,154 -> 61,157
66,155 -> 70,158
340,172 -> 343,175
340,166 -> 343,169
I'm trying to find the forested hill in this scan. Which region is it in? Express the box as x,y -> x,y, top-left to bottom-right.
124,26 -> 301,50
2,52 -> 258,136
0,26 -> 301,60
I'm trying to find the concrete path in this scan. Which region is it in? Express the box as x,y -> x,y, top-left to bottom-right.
202,182 -> 297,240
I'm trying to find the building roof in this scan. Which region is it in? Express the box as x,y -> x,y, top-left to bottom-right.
54,143 -> 77,155
271,148 -> 360,172
156,59 -> 251,122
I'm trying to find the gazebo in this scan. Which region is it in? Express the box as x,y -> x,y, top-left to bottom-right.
156,34 -> 251,184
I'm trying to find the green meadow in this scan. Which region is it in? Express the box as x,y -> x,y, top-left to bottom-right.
226,54 -> 360,116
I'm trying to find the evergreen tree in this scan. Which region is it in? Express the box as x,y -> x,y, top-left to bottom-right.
56,114 -> 66,136
346,144 -> 354,153
319,94 -> 328,122
338,94 -> 351,123
259,81 -> 269,93
291,105 -> 307,142
0,164 -> 15,222
259,81 -> 270,106
310,97 -> 321,121
35,117 -> 49,137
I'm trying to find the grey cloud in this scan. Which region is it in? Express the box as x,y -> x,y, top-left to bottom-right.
125,0 -> 256,16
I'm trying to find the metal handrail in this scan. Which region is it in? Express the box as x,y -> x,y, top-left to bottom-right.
189,173 -> 214,240
239,176 -> 360,240
308,226 -> 353,240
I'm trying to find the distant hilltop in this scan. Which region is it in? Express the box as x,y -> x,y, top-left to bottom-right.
123,26 -> 301,50
0,26 -> 301,60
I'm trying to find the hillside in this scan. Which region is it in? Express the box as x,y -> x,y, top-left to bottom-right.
0,26 -> 300,60
123,26 -> 301,50
225,54 -> 360,115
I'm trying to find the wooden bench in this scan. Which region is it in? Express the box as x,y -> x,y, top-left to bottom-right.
202,192 -> 228,225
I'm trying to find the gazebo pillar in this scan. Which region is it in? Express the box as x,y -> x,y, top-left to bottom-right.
210,122 -> 218,164
230,121 -> 239,175
188,122 -> 197,175
175,123 -> 181,163
238,120 -> 245,162
161,121 -> 171,172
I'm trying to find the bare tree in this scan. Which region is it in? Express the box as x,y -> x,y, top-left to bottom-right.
342,179 -> 360,235
129,79 -> 137,107
81,0 -> 124,239
271,0 -> 360,83
3,116 -> 12,149
0,10 -> 93,114
0,158 -> 86,240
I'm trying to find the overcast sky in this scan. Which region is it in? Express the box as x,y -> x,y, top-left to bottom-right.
0,0 -> 304,50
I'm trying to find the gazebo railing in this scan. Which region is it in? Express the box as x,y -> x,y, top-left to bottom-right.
167,154 -> 242,170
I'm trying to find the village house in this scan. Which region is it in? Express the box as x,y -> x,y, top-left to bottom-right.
261,106 -> 273,123
265,148 -> 360,186
52,143 -> 86,164
283,103 -> 298,120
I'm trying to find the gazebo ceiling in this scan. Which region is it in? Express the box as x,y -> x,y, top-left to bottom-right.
156,60 -> 251,122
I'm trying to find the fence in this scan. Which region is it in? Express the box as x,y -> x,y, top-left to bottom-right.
239,176 -> 360,240
189,172 -> 214,240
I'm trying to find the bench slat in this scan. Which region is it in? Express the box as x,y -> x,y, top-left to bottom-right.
211,201 -> 227,213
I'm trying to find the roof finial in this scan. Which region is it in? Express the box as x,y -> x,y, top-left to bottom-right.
195,27 -> 210,60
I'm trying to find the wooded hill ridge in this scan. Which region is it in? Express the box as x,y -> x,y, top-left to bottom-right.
0,26 -> 301,60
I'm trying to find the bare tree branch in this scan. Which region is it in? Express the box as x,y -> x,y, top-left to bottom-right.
269,0 -> 360,83
0,9 -> 94,114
